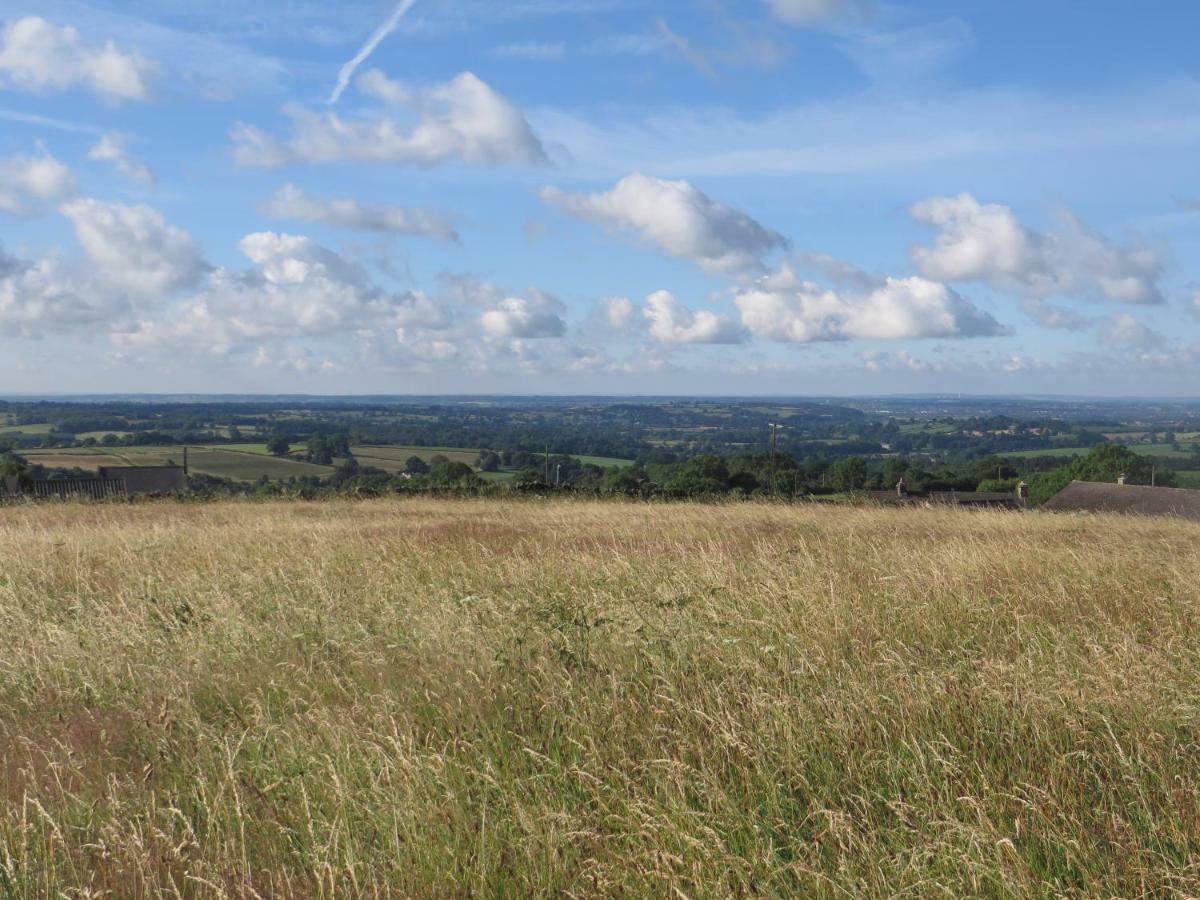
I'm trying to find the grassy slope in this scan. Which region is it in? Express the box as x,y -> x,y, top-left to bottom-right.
2,499 -> 1200,895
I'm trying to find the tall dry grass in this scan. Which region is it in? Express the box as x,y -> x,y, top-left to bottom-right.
1,497 -> 1199,897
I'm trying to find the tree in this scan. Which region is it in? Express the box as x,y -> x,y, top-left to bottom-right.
330,456 -> 361,488
404,456 -> 430,475
1027,443 -> 1174,506
266,435 -> 290,456
829,456 -> 868,492
476,450 -> 501,472
661,455 -> 729,494
428,461 -> 481,487
306,433 -> 332,465
328,433 -> 351,458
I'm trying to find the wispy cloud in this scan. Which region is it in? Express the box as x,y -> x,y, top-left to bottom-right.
329,0 -> 418,104
0,108 -> 100,135
489,41 -> 566,61
655,18 -> 716,78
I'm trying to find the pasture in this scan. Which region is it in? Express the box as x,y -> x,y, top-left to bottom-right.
19,446 -> 334,482
1,498 -> 1199,895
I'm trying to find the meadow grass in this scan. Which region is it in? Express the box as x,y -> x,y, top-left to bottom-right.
1,497 -> 1199,897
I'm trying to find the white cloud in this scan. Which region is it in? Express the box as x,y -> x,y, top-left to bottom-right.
479,290 -> 567,339
1022,298 -> 1090,330
234,71 -> 547,168
0,245 -> 113,337
87,133 -> 155,185
602,296 -> 635,329
837,19 -> 973,83
735,271 -> 1007,342
489,42 -> 566,61
114,232 -> 445,354
643,290 -> 744,344
910,193 -> 1163,304
60,198 -> 208,296
329,0 -> 416,104
262,183 -> 458,241
0,149 -> 74,214
0,16 -> 150,102
541,173 -> 787,274
1100,312 -> 1165,350
655,18 -> 716,78
766,0 -> 871,27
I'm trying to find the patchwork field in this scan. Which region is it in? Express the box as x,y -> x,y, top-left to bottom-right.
1003,442 -> 1200,460
352,444 -> 481,468
0,422 -> 55,435
20,446 -> 334,481
1,498 -> 1199,895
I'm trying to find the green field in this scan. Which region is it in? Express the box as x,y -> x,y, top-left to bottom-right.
21,446 -> 335,482
17,441 -> 631,483
200,443 -> 274,455
74,430 -> 134,440
352,444 -> 481,466
1002,443 -> 1200,460
0,422 -> 55,435
1176,471 -> 1200,489
999,446 -> 1093,459
573,454 -> 634,467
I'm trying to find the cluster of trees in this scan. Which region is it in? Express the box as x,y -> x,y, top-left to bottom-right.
1023,444 -> 1172,505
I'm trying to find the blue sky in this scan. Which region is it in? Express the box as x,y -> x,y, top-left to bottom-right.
2,0 -> 1199,395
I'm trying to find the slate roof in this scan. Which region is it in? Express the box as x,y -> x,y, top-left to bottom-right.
1042,481 -> 1200,521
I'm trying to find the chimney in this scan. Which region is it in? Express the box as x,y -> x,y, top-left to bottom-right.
1016,481 -> 1028,502
896,478 -> 907,497
1117,473 -> 1127,486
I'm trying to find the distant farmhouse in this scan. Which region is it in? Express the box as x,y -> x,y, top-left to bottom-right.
870,479 -> 1028,510
1,465 -> 186,500
1043,479 -> 1200,522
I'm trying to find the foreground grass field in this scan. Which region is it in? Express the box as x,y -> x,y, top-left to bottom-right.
2,498 -> 1200,896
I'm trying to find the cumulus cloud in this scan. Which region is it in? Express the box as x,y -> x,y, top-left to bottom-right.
87,133 -> 155,186
1100,312 -> 1165,350
910,193 -> 1163,304
60,198 -> 208,297
479,290 -> 567,339
1022,298 -> 1090,331
114,232 -> 447,354
0,149 -> 74,214
766,0 -> 871,27
540,173 -> 787,274
0,245 -> 113,337
262,183 -> 458,241
643,290 -> 744,343
233,71 -> 547,168
735,268 -> 1007,343
602,296 -> 635,329
0,16 -> 151,102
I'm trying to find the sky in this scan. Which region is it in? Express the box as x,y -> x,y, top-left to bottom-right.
1,0 -> 1199,396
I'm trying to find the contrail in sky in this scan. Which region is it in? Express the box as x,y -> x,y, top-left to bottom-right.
329,0 -> 418,104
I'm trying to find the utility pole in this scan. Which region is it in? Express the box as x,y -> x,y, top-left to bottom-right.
768,423 -> 781,495
555,464 -> 561,487
544,443 -> 550,484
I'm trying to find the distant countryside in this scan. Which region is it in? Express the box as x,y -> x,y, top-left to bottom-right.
3,395 -> 1200,500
